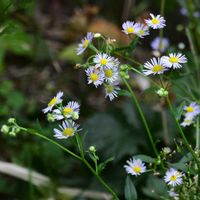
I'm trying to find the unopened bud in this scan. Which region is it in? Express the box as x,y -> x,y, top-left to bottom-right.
156,88 -> 168,97
1,125 -> 10,134
72,112 -> 79,120
8,118 -> 16,124
47,113 -> 55,122
89,146 -> 96,153
163,147 -> 171,154
94,33 -> 101,38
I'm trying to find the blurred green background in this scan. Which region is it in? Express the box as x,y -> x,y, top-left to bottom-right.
0,0 -> 200,199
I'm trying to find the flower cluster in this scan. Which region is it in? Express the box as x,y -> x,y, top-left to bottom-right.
42,92 -> 81,139
181,102 -> 200,127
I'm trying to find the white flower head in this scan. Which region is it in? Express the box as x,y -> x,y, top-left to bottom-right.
161,53 -> 187,69
122,21 -> 140,35
168,188 -> 179,198
135,23 -> 149,38
151,37 -> 169,52
164,168 -> 183,186
105,83 -> 120,101
104,67 -> 119,83
93,53 -> 114,69
145,13 -> 166,29
77,32 -> 94,55
53,120 -> 80,139
43,91 -> 63,113
184,102 -> 200,118
53,101 -> 80,120
143,57 -> 167,76
124,158 -> 146,176
181,115 -> 195,127
85,66 -> 105,87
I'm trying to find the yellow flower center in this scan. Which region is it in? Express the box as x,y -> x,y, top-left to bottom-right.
126,27 -> 134,34
133,166 -> 141,173
90,73 -> 99,81
185,119 -> 192,123
186,106 -> 194,113
48,97 -> 57,107
105,69 -> 113,78
169,57 -> 179,63
63,107 -> 73,115
138,30 -> 144,35
170,175 -> 177,182
82,39 -> 89,48
106,86 -> 114,93
100,58 -> 108,65
63,128 -> 73,136
151,18 -> 159,25
152,65 -> 163,72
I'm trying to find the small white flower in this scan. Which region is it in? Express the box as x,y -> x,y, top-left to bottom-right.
104,67 -> 119,83
93,53 -> 114,69
151,37 -> 169,52
53,101 -> 80,120
85,66 -> 105,87
135,23 -> 149,38
124,158 -> 146,176
143,57 -> 167,76
164,168 -> 183,186
145,13 -> 166,29
122,21 -> 140,35
77,32 -> 94,55
181,115 -> 195,127
184,102 -> 200,118
161,53 -> 187,69
168,188 -> 179,198
53,120 -> 80,139
105,83 -> 120,101
43,91 -> 63,113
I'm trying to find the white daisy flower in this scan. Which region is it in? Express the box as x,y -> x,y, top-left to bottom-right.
184,102 -> 200,118
43,91 -> 63,113
124,158 -> 146,176
77,32 -> 94,55
164,168 -> 183,187
104,67 -> 119,83
105,83 -> 120,101
53,120 -> 80,139
93,53 -> 114,69
181,115 -> 195,127
143,57 -> 167,76
168,188 -> 179,198
53,101 -> 80,120
151,37 -> 169,52
145,13 -> 166,29
85,66 -> 105,87
161,53 -> 187,69
122,21 -> 140,35
135,23 -> 149,38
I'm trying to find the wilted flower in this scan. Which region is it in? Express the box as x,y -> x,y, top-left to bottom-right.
151,37 -> 169,52
124,158 -> 146,176
53,120 -> 80,139
77,32 -> 94,55
145,13 -> 166,29
85,66 -> 105,87
143,57 -> 166,76
161,53 -> 187,69
164,168 -> 183,186
43,92 -> 63,113
122,21 -> 140,35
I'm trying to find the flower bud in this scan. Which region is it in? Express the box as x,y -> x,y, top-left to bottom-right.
156,88 -> 168,97
120,64 -> 129,70
163,147 -> 171,154
72,112 -> 79,120
1,125 -> 10,134
89,146 -> 96,153
47,113 -> 55,122
8,118 -> 16,124
9,131 -> 16,137
94,33 -> 101,38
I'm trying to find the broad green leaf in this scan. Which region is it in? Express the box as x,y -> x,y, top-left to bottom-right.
124,176 -> 137,200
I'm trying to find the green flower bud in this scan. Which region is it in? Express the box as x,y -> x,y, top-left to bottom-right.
8,118 -> 16,124
9,131 -> 16,137
120,64 -> 129,70
124,74 -> 130,79
163,147 -> 171,154
89,146 -> 96,153
72,112 -> 79,120
47,113 -> 55,122
1,125 -> 10,134
156,88 -> 168,97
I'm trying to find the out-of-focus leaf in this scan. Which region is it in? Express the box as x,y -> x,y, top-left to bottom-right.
175,101 -> 185,120
118,89 -> 131,97
168,162 -> 196,175
0,80 -> 13,96
133,154 -> 156,163
98,157 -> 114,174
124,176 -> 137,200
179,152 -> 193,163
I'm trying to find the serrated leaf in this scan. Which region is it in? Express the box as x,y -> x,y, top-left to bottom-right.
134,154 -> 156,163
124,176 -> 137,200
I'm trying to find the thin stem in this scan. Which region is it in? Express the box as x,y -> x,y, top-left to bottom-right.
20,127 -> 82,160
159,0 -> 165,40
166,96 -> 200,166
122,78 -> 163,163
196,117 -> 200,150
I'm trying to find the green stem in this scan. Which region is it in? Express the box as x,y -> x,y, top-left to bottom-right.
196,117 -> 200,150
123,78 -> 164,169
166,96 -> 200,166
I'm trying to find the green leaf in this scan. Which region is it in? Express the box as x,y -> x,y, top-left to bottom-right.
175,101 -> 185,120
124,176 -> 137,200
98,157 -> 114,174
168,162 -> 196,175
133,154 -> 156,163
118,89 -> 131,97
179,152 -> 193,163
